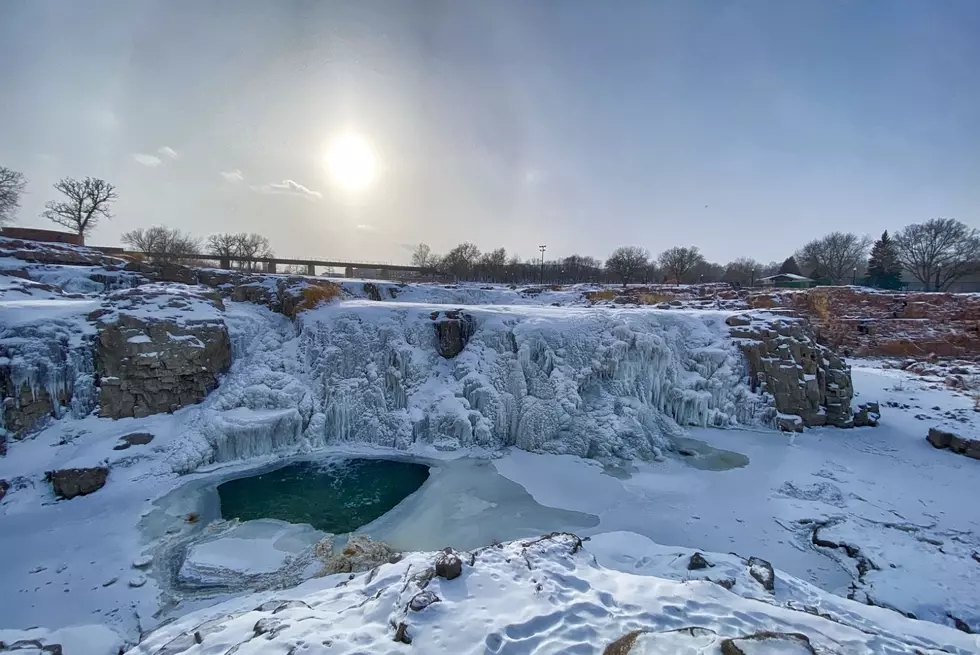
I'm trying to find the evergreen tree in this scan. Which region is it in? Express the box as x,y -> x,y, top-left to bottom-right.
778,256 -> 803,276
865,230 -> 903,289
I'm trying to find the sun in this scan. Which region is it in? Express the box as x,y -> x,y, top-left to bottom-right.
325,133 -> 377,191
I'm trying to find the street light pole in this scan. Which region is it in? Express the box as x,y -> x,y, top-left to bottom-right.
852,267 -> 857,285
539,245 -> 547,284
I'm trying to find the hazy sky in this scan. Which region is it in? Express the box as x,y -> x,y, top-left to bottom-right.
2,1 -> 978,265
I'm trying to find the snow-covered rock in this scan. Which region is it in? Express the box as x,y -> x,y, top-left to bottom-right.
131,532 -> 980,655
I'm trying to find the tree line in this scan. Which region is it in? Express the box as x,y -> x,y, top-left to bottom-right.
2,165 -> 977,290
412,220 -> 980,291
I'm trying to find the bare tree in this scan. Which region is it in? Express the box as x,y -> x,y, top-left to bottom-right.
207,233 -> 241,262
236,233 -> 273,270
894,218 -> 980,291
562,254 -> 603,283
658,246 -> 705,284
439,242 -> 481,280
479,247 -> 507,282
605,246 -> 650,287
206,232 -> 272,269
41,176 -> 117,236
0,166 -> 28,226
796,232 -> 871,284
410,243 -> 436,268
723,258 -> 763,286
121,226 -> 201,263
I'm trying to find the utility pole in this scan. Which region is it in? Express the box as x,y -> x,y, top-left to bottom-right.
539,245 -> 547,284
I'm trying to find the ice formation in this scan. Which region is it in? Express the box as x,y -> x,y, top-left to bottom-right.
173,301 -> 767,471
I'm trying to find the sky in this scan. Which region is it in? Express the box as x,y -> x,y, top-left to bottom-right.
1,0 -> 978,265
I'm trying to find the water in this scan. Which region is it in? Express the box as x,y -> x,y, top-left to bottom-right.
217,459 -> 430,534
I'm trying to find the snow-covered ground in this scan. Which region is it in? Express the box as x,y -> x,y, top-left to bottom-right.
2,255 -> 979,653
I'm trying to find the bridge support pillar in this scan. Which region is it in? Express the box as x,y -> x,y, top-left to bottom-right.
267,260 -> 277,273
219,256 -> 230,270
345,266 -> 354,278
307,263 -> 316,276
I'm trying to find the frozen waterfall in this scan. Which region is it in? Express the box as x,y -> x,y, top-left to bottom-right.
172,302 -> 767,472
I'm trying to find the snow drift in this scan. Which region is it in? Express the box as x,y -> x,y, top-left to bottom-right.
130,532 -> 980,655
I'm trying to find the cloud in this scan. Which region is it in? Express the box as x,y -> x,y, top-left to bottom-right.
158,146 -> 179,160
133,153 -> 163,167
251,179 -> 322,201
221,169 -> 244,183
356,224 -> 378,232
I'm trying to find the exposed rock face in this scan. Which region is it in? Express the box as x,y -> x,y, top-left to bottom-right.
0,478 -> 8,501
1,371 -> 69,437
91,286 -> 231,419
46,466 -> 108,499
728,313 -> 854,428
927,428 -> 980,460
363,282 -> 382,302
430,310 -> 474,358
319,535 -> 400,575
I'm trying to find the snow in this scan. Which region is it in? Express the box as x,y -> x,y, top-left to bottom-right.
3,255 -> 980,651
130,533 -> 980,655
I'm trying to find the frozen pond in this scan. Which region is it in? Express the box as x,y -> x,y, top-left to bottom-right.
217,459 -> 430,533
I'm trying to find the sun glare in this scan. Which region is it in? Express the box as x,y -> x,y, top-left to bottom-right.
325,133 -> 377,191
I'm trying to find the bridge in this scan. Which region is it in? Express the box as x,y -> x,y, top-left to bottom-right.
95,248 -> 434,278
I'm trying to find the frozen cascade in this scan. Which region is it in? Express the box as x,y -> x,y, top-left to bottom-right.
168,302 -> 768,472
299,303 -> 766,461
0,319 -> 98,427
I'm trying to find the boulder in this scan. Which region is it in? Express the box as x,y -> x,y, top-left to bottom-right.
112,432 -> 155,450
0,478 -> 8,502
927,427 -> 953,449
430,310 -> 474,359
407,590 -> 441,611
747,556 -> 775,592
720,632 -> 816,655
46,467 -> 108,500
434,547 -> 463,580
853,402 -> 881,427
776,414 -> 803,433
687,552 -> 711,570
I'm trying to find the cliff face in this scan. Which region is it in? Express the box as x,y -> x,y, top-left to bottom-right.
728,312 -> 854,430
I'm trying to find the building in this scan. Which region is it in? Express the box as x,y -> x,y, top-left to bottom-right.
759,273 -> 814,289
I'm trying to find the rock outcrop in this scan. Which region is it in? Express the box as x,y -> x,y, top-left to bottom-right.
91,285 -> 232,419
430,309 -> 474,358
927,427 -> 980,460
318,535 -> 400,575
46,466 -> 108,499
728,312 -> 854,428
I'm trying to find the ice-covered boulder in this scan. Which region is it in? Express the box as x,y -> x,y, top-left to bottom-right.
90,284 -> 231,418
728,312 -> 854,428
176,519 -> 323,591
